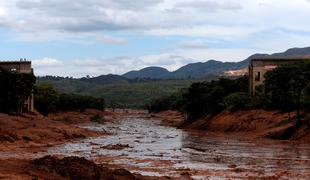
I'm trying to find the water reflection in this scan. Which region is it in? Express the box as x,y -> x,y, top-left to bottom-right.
180,130 -> 310,174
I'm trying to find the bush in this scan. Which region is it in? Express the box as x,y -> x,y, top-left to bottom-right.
221,92 -> 252,110
301,84 -> 310,110
145,76 -> 249,119
182,76 -> 248,120
34,84 -> 59,116
57,94 -> 105,112
146,92 -> 183,113
34,83 -> 105,115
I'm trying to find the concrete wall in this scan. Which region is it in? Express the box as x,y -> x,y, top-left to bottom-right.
0,61 -> 32,73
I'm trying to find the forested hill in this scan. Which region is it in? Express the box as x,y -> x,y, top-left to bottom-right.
36,76 -> 214,108
123,47 -> 310,79
122,67 -> 170,79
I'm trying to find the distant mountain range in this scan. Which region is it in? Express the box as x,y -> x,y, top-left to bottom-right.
36,46 -> 310,108
38,46 -> 310,85
122,46 -> 310,79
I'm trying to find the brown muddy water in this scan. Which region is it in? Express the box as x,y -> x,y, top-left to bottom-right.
48,117 -> 310,179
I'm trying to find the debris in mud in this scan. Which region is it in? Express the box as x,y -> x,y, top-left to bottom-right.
90,142 -> 100,146
165,135 -> 176,139
228,164 -> 237,169
100,144 -> 130,150
72,133 -> 86,139
180,172 -> 193,180
28,156 -> 138,180
0,133 -> 19,142
190,147 -> 205,152
22,136 -> 32,142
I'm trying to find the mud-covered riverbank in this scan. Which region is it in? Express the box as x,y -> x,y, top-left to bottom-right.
49,114 -> 310,179
0,110 -> 178,179
180,109 -> 310,143
1,109 -> 310,179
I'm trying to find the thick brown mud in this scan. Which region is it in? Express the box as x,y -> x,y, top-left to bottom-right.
47,117 -> 310,179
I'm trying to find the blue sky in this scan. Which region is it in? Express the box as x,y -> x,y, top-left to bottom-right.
0,0 -> 310,77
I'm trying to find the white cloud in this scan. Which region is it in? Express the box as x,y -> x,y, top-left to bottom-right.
33,54 -> 195,77
176,39 -> 209,49
33,58 -> 67,76
1,0 -> 309,49
96,35 -> 127,45
11,0 -> 166,33
32,58 -> 64,67
1,0 -> 310,77
73,59 -> 103,67
146,25 -> 266,41
0,0 -> 244,41
175,0 -> 242,12
0,6 -> 7,17
175,48 -> 257,62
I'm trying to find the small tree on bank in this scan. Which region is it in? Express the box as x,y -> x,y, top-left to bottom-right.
34,83 -> 59,116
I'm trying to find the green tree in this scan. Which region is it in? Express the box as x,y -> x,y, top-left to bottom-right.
34,83 -> 59,116
57,93 -> 105,112
181,76 -> 248,120
301,84 -> 310,110
146,92 -> 183,113
0,69 -> 36,113
221,92 -> 252,110
264,60 -> 310,121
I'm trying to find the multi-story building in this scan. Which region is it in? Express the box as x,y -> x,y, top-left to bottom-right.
0,60 -> 34,112
248,58 -> 310,95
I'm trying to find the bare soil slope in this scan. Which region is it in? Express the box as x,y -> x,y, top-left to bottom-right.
0,110 -> 106,153
181,109 -> 310,142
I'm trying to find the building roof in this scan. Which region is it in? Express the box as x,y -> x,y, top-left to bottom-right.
0,61 -> 31,64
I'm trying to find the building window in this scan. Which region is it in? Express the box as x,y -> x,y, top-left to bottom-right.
255,72 -> 260,81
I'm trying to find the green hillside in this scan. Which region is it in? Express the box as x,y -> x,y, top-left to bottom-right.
37,76 -> 204,108
83,80 -> 197,108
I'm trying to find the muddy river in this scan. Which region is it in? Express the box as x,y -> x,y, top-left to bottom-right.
49,117 -> 310,179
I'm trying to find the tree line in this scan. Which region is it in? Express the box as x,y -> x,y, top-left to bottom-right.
34,84 -> 105,116
146,60 -> 310,122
